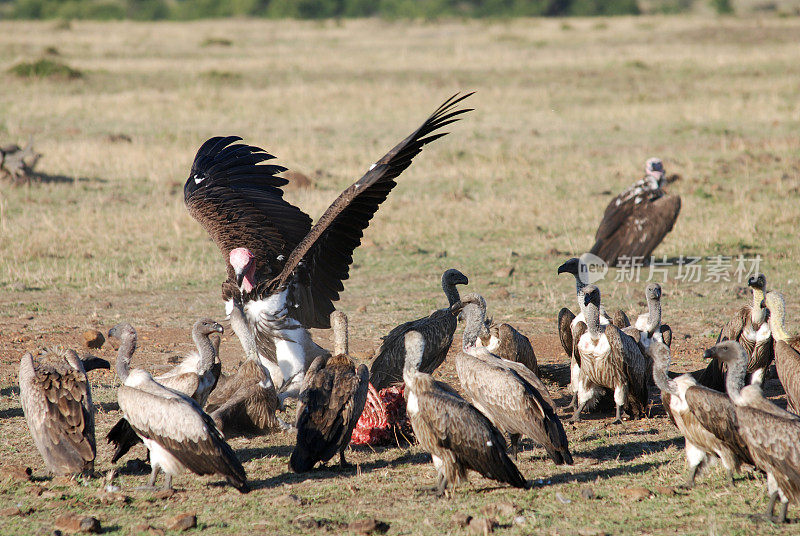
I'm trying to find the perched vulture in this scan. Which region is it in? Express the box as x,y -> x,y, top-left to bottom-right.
698,274 -> 773,391
369,268 -> 468,390
107,320 -> 225,463
589,158 -> 681,266
454,294 -> 572,465
290,311 -> 369,472
111,323 -> 249,493
650,341 -> 752,487
403,331 -> 527,496
571,285 -> 649,423
183,93 -> 473,399
764,291 -> 800,414
19,348 -> 109,475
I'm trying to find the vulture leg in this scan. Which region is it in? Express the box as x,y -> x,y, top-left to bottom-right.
613,405 -> 623,425
570,401 -> 586,423
726,468 -> 735,486
137,467 -> 161,490
509,433 -> 521,460
435,472 -> 447,498
338,450 -> 351,469
777,500 -> 789,524
764,491 -> 779,522
162,473 -> 173,492
566,392 -> 578,412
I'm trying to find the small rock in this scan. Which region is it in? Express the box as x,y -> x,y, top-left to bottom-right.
555,492 -> 571,504
131,526 -> 164,536
153,489 -> 174,500
54,514 -> 101,533
580,487 -> 596,500
468,517 -> 496,535
82,330 -> 104,349
494,288 -> 510,299
654,486 -> 675,496
452,513 -> 472,527
166,513 -> 196,532
0,507 -> 22,517
95,490 -> 128,505
357,305 -> 368,313
282,170 -> 313,190
481,502 -> 517,517
493,266 -> 514,278
347,518 -> 389,534
1,465 -> 32,481
618,487 -> 652,501
513,516 -> 526,526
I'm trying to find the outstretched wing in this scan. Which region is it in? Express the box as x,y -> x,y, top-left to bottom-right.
590,192 -> 681,266
273,93 -> 474,328
184,136 -> 313,284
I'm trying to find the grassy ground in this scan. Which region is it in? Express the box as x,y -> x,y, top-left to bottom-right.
1,15 -> 799,535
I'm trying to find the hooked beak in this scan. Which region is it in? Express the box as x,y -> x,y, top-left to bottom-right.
235,270 -> 245,288
450,301 -> 465,315
215,324 -> 225,334
702,347 -> 717,360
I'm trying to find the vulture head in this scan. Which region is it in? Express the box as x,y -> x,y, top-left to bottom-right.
645,157 -> 665,182
194,318 -> 224,337
581,284 -> 601,307
557,257 -> 580,276
229,248 -> 256,292
702,340 -> 747,364
747,273 -> 767,291
645,282 -> 662,302
442,268 -> 469,287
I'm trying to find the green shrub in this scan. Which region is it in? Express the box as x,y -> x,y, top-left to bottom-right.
8,58 -> 83,79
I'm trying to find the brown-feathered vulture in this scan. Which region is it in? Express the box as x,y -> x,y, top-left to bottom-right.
290,311 -> 369,472
183,94 -> 473,400
19,348 -> 109,476
454,294 -> 572,465
698,274 -> 773,392
106,319 -> 225,463
369,268 -> 468,390
110,323 -> 249,493
650,341 -> 752,487
402,331 -> 527,496
571,285 -> 649,423
764,291 -> 800,414
589,158 -> 681,267
709,340 -> 800,523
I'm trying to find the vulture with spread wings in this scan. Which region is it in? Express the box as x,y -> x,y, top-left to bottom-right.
589,158 -> 681,267
184,94 -> 473,396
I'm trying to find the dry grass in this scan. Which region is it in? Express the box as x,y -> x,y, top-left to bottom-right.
0,15 -> 799,535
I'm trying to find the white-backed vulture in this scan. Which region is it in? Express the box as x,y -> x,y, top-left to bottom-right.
107,319 -> 225,463
469,295 -> 539,377
572,285 -> 649,423
764,291 -> 800,414
19,349 -> 109,476
204,305 -> 280,437
699,274 -> 773,391
650,341 -> 751,487
589,158 -> 681,266
709,340 -> 800,523
557,257 -> 626,410
290,311 -> 369,472
454,294 -> 572,465
403,331 -> 527,496
183,94 -> 472,399
631,283 -> 672,350
111,323 -> 249,493
369,268 -> 468,389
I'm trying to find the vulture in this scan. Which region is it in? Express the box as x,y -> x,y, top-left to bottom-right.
111,323 -> 249,493
589,158 -> 681,267
571,285 -> 649,423
454,294 -> 572,465
19,348 -> 109,476
290,311 -> 369,472
631,283 -> 672,350
204,304 -> 280,437
469,295 -> 539,376
557,257 -> 627,410
764,291 -> 800,414
183,94 -> 473,399
710,340 -> 800,523
650,341 -> 751,487
403,331 -> 527,496
698,274 -> 773,391
369,268 -> 468,390
107,319 -> 225,463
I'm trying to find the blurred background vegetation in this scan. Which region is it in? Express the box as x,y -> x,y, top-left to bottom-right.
3,0 -> 799,20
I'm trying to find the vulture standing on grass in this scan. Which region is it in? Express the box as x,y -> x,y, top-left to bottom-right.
183,94 -> 473,400
369,268 -> 469,390
106,319 -> 225,463
630,283 -> 672,350
204,305 -> 280,437
19,348 -> 109,476
110,323 -> 249,493
710,340 -> 800,523
589,158 -> 681,267
764,291 -> 800,414
650,341 -> 752,487
698,274 -> 773,391
454,294 -> 572,465
471,295 -> 539,377
557,257 -> 627,410
403,331 -> 527,496
290,311 -> 369,472
571,285 -> 649,423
